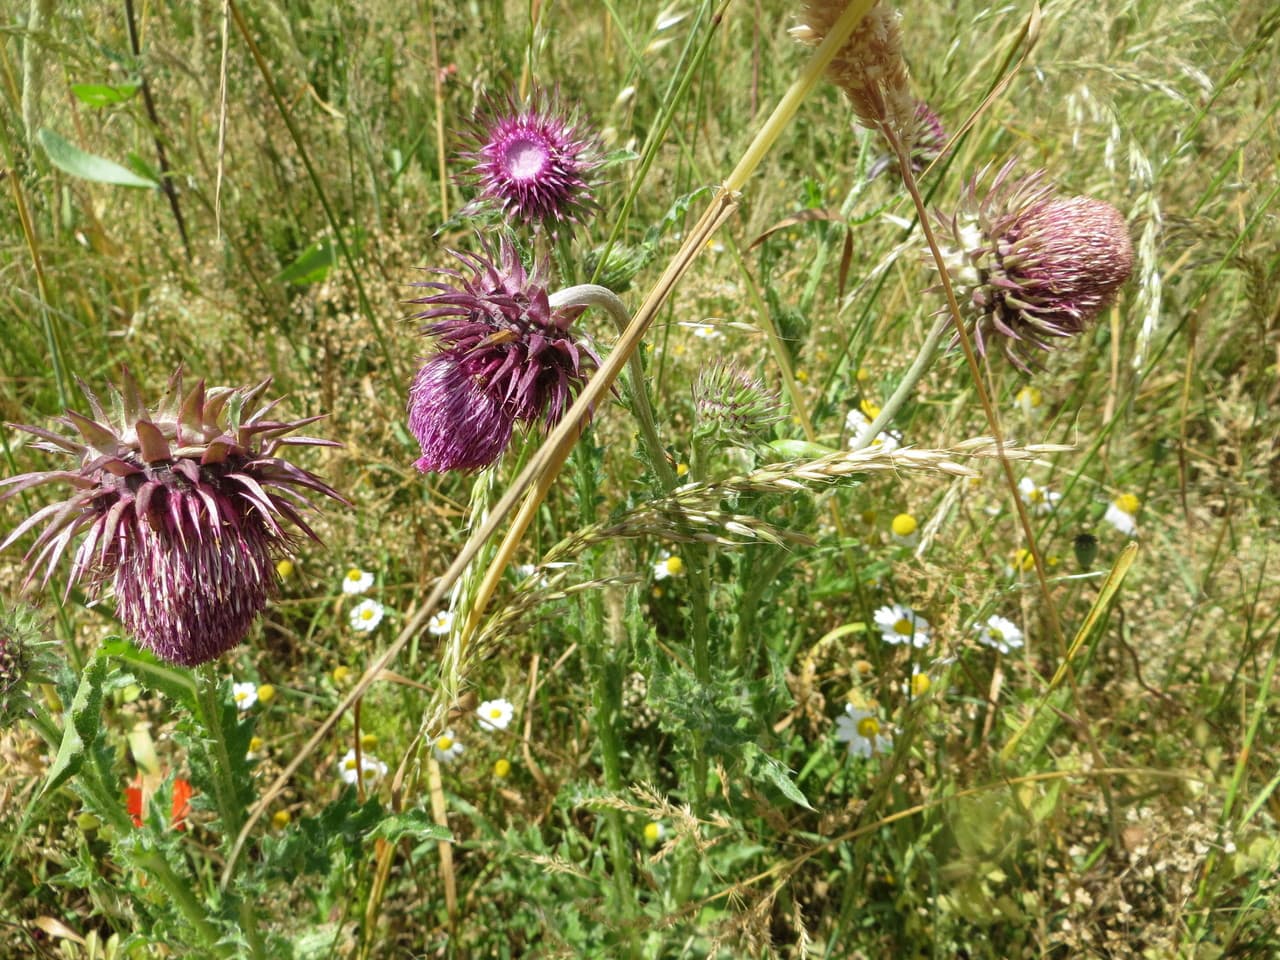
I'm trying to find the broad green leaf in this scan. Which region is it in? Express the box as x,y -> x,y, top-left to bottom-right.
38,128 -> 159,189
42,655 -> 108,796
100,636 -> 198,711
69,82 -> 141,108
275,240 -> 337,285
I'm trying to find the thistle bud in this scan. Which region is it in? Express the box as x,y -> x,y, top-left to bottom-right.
692,363 -> 782,449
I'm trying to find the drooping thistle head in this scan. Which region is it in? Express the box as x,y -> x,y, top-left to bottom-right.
692,363 -> 783,450
792,1 -> 915,149
868,100 -> 947,180
931,160 -> 1135,369
0,369 -> 348,666
406,236 -> 599,473
457,88 -> 603,231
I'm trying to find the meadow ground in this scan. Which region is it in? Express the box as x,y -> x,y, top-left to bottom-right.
1,0 -> 1278,957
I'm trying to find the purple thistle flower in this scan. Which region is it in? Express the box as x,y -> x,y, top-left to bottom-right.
931,160 -> 1135,370
0,369 -> 348,666
458,88 -> 602,230
407,237 -> 598,474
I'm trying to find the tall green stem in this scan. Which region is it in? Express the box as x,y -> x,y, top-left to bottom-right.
195,667 -> 268,960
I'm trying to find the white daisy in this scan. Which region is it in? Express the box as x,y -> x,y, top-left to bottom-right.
653,551 -> 684,581
685,321 -> 722,340
834,704 -> 893,758
1014,386 -> 1044,421
349,599 -> 385,633
427,610 -> 454,636
432,731 -> 464,763
232,682 -> 258,711
476,698 -> 515,732
1018,476 -> 1061,515
873,603 -> 931,649
975,615 -> 1024,654
845,409 -> 901,453
337,748 -> 387,787
1104,494 -> 1140,535
341,567 -> 374,595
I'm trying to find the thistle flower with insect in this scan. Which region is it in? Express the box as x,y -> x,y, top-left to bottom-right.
407,236 -> 599,473
930,160 -> 1134,369
0,369 -> 348,666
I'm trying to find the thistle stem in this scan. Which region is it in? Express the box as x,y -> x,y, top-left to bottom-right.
195,666 -> 268,960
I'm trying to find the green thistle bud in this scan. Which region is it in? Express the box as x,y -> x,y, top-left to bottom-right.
0,599 -> 50,729
692,363 -> 782,449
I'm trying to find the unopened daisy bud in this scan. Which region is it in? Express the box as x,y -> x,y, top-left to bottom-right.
271,810 -> 292,829
407,237 -> 600,473
643,821 -> 665,844
890,512 -> 918,539
792,2 -> 915,146
0,368 -> 347,666
493,758 -> 512,779
692,362 -> 782,448
931,161 -> 1134,370
256,684 -> 276,705
458,87 -> 603,231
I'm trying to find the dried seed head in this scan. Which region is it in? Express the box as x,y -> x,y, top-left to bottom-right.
931,161 -> 1135,369
793,1 -> 915,146
0,369 -> 348,666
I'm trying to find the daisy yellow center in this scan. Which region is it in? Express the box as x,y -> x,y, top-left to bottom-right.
891,514 -> 918,537
234,690 -> 250,702
860,399 -> 881,419
643,822 -> 663,843
910,674 -> 931,697
1016,387 -> 1042,407
346,569 -> 362,581
343,758 -> 358,771
856,717 -> 881,739
989,627 -> 1004,642
1114,493 -> 1140,515
488,707 -> 504,720
360,608 -> 376,621
436,736 -> 454,752
1027,487 -> 1045,504
893,618 -> 914,637
361,767 -> 377,781
664,556 -> 684,576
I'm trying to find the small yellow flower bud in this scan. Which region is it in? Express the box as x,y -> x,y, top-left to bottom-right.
271,810 -> 292,829
248,736 -> 264,753
332,666 -> 351,684
493,758 -> 512,779
891,513 -> 918,538
276,559 -> 295,578
256,684 -> 276,704
643,821 -> 664,844
360,733 -> 378,751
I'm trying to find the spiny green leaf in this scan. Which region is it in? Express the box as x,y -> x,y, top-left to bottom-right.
42,654 -> 108,796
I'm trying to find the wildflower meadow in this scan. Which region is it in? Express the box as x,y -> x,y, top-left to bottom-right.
1,1 -> 1278,957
